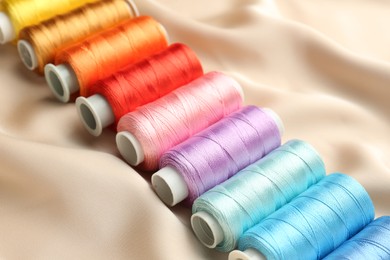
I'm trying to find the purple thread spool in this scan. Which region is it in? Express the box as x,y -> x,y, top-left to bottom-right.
152,105 -> 284,206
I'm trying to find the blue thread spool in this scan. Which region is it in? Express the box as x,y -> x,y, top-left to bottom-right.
191,139 -> 326,252
230,173 -> 375,260
323,216 -> 390,260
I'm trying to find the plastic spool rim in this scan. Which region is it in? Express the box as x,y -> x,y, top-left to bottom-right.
151,166 -> 189,206
125,0 -> 140,17
75,95 -> 115,136
116,131 -> 145,166
44,63 -> 79,103
191,211 -> 224,248
0,12 -> 16,44
17,40 -> 38,70
229,249 -> 267,260
0,23 -> 4,44
262,108 -> 285,137
232,80 -> 245,102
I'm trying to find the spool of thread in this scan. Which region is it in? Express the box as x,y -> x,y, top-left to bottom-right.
44,15 -> 168,103
76,43 -> 203,136
18,0 -> 138,73
116,71 -> 244,171
323,216 -> 390,260
0,0 -> 98,44
152,105 -> 284,207
191,139 -> 326,252
231,173 -> 375,260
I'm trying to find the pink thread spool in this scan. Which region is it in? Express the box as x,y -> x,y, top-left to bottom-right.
116,71 -> 245,171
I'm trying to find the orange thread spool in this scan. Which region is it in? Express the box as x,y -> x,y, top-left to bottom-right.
45,16 -> 168,103
75,43 -> 204,136
18,0 -> 138,74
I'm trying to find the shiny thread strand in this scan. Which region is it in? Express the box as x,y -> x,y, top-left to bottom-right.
324,216 -> 390,259
117,71 -> 242,171
2,0 -> 98,35
192,139 -> 326,252
160,105 -> 281,205
19,0 -> 135,73
238,173 -> 375,260
55,16 -> 168,96
91,43 -> 204,126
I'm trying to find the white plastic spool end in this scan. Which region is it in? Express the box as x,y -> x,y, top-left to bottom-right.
151,166 -> 189,206
17,40 -> 38,70
0,12 -> 16,44
229,249 -> 267,260
75,95 -> 115,137
232,81 -> 245,102
157,23 -> 169,42
263,108 -> 285,137
191,211 -> 224,248
44,63 -> 79,103
123,1 -> 168,43
125,0 -> 140,17
116,131 -> 145,166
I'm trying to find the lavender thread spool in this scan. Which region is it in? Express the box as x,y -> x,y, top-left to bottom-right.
152,105 -> 284,206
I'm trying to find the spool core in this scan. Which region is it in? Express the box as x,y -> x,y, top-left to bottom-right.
151,167 -> 189,206
45,63 -> 80,103
191,211 -> 224,248
0,12 -> 15,44
116,131 -> 145,166
75,95 -> 115,136
17,40 -> 38,70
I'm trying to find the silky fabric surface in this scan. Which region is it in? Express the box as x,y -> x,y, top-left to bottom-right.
0,1 -> 389,259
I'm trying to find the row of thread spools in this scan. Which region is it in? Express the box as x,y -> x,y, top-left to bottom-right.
1,1 -> 389,259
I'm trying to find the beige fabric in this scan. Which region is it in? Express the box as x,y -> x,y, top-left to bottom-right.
0,0 -> 389,259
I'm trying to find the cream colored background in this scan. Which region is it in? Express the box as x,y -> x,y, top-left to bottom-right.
0,0 -> 389,259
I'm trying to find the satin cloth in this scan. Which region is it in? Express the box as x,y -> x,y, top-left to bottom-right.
0,1 -> 389,259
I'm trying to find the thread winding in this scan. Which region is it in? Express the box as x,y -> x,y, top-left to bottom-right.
18,0 -> 136,73
159,105 -> 282,205
2,0 -> 97,36
90,43 -> 204,126
54,16 -> 168,96
324,216 -> 390,260
192,139 -> 326,252
117,71 -> 242,171
237,173 -> 375,260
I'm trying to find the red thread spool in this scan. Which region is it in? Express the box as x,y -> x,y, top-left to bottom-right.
75,43 -> 204,136
44,15 -> 168,103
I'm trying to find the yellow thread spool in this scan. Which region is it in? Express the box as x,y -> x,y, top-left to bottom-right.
0,0 -> 99,44
18,0 -> 138,73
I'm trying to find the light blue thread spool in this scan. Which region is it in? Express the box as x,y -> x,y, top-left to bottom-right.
231,173 -> 375,260
324,216 -> 390,260
191,139 -> 326,252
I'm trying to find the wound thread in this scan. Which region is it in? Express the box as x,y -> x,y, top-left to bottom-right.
192,139 -> 326,252
2,0 -> 98,37
158,105 -> 282,205
18,0 -> 136,73
324,216 -> 390,260
54,15 -> 168,96
237,173 -> 375,260
117,71 -> 243,171
90,43 -> 204,126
